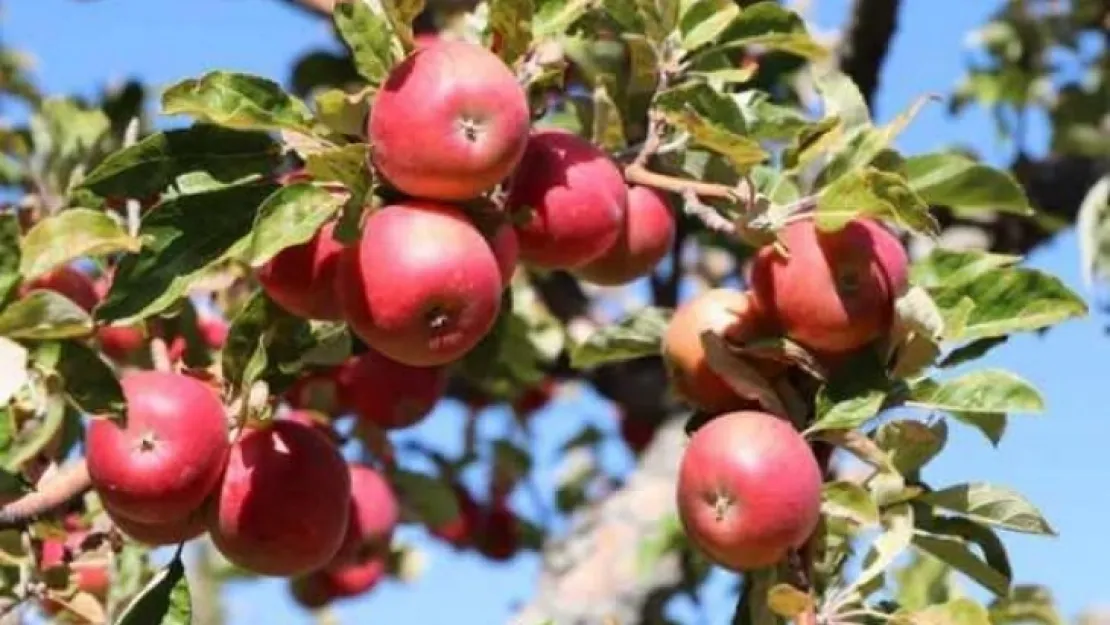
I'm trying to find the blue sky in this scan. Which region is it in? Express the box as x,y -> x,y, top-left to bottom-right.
4,1 -> 1108,623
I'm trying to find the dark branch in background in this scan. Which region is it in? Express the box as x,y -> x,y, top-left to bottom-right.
837,0 -> 903,109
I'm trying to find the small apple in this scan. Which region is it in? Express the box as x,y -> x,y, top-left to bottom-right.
258,222 -> 345,321
575,185 -> 676,286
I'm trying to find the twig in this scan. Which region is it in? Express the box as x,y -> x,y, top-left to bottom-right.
0,460 -> 92,530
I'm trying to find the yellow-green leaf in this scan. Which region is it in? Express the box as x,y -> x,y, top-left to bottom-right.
162,71 -> 316,133
907,370 -> 1044,415
920,483 -> 1055,535
20,210 -> 140,280
906,152 -> 1033,216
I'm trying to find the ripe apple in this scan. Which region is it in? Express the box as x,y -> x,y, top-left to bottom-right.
331,464 -> 399,565
476,502 -> 519,562
282,409 -> 341,446
489,222 -> 520,288
258,221 -> 345,321
662,289 -> 777,413
507,130 -> 627,269
285,367 -> 345,416
96,323 -> 147,362
336,350 -> 446,430
369,39 -> 530,201
322,556 -> 387,598
208,420 -> 351,576
676,411 -> 822,571
22,266 -> 100,312
750,217 -> 909,354
197,314 -> 229,349
429,484 -> 480,548
335,200 -> 502,367
290,573 -> 332,610
575,185 -> 676,286
86,371 -> 229,524
108,506 -> 208,546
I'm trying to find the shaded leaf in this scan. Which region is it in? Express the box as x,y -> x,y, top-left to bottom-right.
333,0 -> 399,85
894,553 -> 956,612
115,552 -> 191,625
701,332 -> 788,417
875,419 -> 947,475
569,307 -> 669,369
392,469 -> 460,528
0,291 -> 93,340
4,395 -> 66,471
912,531 -> 1011,598
848,503 -> 914,597
222,291 -> 316,393
592,83 -> 627,152
989,585 -> 1064,625
938,336 -> 1008,368
381,0 -> 427,52
808,349 -> 889,434
713,2 -> 827,60
920,483 -> 1055,535
20,210 -> 139,280
0,215 -> 20,305
245,184 -> 345,267
55,340 -> 126,418
162,71 -> 315,133
766,584 -> 812,618
908,370 -> 1044,414
822,480 -> 879,528
734,91 -> 812,141
817,167 -> 938,236
906,152 -> 1033,216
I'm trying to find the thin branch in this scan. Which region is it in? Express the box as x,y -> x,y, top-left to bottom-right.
0,460 -> 92,530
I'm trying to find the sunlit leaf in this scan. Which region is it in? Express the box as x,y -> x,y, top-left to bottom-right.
162,71 -> 316,133
908,370 -> 1043,414
570,307 -> 669,369
20,210 -> 139,280
0,291 -> 93,340
906,152 -> 1033,216
920,483 -> 1055,535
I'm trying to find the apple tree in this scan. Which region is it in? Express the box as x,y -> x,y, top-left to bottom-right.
0,0 -> 1103,624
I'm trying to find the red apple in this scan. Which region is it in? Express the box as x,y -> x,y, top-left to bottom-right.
490,223 -> 519,288
336,351 -> 446,430
750,217 -> 908,354
676,411 -> 822,571
335,201 -> 502,367
282,409 -> 340,446
96,323 -> 147,362
258,221 -> 345,320
86,371 -> 229,524
476,503 -> 519,562
23,266 -> 100,312
323,556 -> 387,598
285,368 -> 346,416
197,314 -> 229,349
109,506 -> 208,546
331,464 -> 399,565
208,420 -> 351,576
369,39 -> 530,201
507,130 -> 627,269
430,484 -> 481,548
575,185 -> 676,285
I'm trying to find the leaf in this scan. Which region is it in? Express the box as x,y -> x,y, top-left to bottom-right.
874,419 -> 947,475
895,553 -> 956,612
905,152 -> 1033,216
489,0 -> 534,65
97,182 -> 278,325
989,585 -> 1064,625
55,340 -> 126,418
333,0 -> 400,85
314,88 -> 372,137
929,267 -> 1088,341
766,584 -> 812,618
658,106 -> 766,173
701,332 -> 788,417
893,598 -> 992,625
822,480 -> 879,528
4,394 -> 66,471
817,95 -> 934,189
391,469 -> 460,528
245,184 -> 345,267
636,514 -> 685,576
0,215 -> 20,305
1077,174 -> 1110,289
622,35 -> 659,95
920,483 -> 1055,535
808,349 -> 889,434
679,0 -> 740,50
912,531 -> 1011,598
0,337 -> 28,405
591,83 -> 627,152
816,167 -> 939,236
162,71 -> 316,133
848,503 -> 914,597
304,143 -> 370,191
533,0 -> 591,37
80,125 -> 281,200
569,307 -> 669,369
381,0 -> 427,52
908,370 -> 1043,415
222,291 -> 316,393
910,248 -> 1020,289
713,2 -> 827,60
938,336 -> 1008,368
733,91 -> 812,141
115,552 -> 191,625
20,210 -> 139,280
812,69 -> 871,132
0,291 -> 93,340
949,411 -> 1007,446
457,308 -> 548,399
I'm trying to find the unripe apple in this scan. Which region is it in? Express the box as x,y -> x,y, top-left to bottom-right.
335,201 -> 502,367
369,39 -> 530,201
336,350 -> 446,430
108,506 -> 208,546
750,217 -> 908,354
676,411 -> 822,571
662,289 -> 777,413
86,371 -> 229,524
331,464 -> 399,565
22,266 -> 100,312
490,223 -> 519,288
208,420 -> 351,576
507,130 -> 627,269
258,222 -> 345,321
575,186 -> 676,286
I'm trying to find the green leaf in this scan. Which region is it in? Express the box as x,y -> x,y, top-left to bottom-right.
920,483 -> 1055,535
314,88 -> 372,137
20,210 -> 139,280
949,411 -> 1007,446
80,126 -> 280,200
656,106 -> 766,174
875,419 -> 947,475
591,83 -> 627,152
456,289 -> 554,398
713,2 -> 827,60
115,552 -> 191,625
0,291 -> 93,340
0,337 -> 28,406
822,481 -> 879,528
894,553 -> 956,612
0,214 -> 22,305
817,167 -> 939,236
808,350 -> 889,435
97,182 -> 278,325
910,248 -> 1020,289
815,94 -> 934,189
333,0 -> 400,85
679,0 -> 740,50
533,0 -> 590,37
4,394 -> 66,471
908,370 -> 1043,415
911,532 -> 1011,598
905,152 -> 1033,216
930,267 -> 1087,341
162,71 -> 316,133
55,340 -> 126,418
489,0 -> 534,64
569,307 -> 669,369
689,65 -> 757,86
1077,174 -> 1110,289
916,515 -> 1013,596
391,469 -> 460,528
304,143 -> 370,191
848,503 -> 914,597
636,514 -> 685,576
893,598 -> 992,625
222,291 -> 315,393
938,336 -> 1008,368
989,585 -> 1064,625
245,184 -> 345,268
812,69 -> 870,132
733,91 -> 811,141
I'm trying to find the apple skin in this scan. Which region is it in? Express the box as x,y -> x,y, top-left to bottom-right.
335,200 -> 502,367
662,289 -> 777,413
330,464 -> 400,565
197,314 -> 229,349
750,217 -> 908,354
429,484 -> 481,548
290,574 -> 333,610
86,371 -> 229,524
490,223 -> 520,288
258,222 -> 345,321
676,411 -> 822,571
506,130 -> 628,269
22,266 -> 100,312
96,324 -> 147,361
208,420 -> 351,577
336,350 -> 446,430
285,368 -> 346,416
108,506 -> 208,547
476,502 -> 519,562
282,409 -> 341,446
323,556 -> 388,598
575,186 -> 676,286
369,39 -> 530,201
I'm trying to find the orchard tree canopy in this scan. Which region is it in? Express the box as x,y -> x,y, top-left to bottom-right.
0,0 -> 1106,624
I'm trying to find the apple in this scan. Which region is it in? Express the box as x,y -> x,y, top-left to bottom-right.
369,39 -> 530,201
335,200 -> 502,367
197,314 -> 229,349
108,506 -> 208,546
506,130 -> 627,269
511,378 -> 557,417
429,484 -> 481,548
489,222 -> 520,288
575,185 -> 676,286
476,502 -> 519,562
336,351 -> 445,430
22,265 -> 100,312
285,367 -> 346,416
290,573 -> 332,610
258,222 -> 345,321
96,323 -> 147,362
86,371 -> 229,524
331,464 -> 399,565
322,556 -> 387,598
676,411 -> 822,571
208,420 -> 351,576
662,289 -> 777,413
282,409 -> 340,446
750,217 -> 908,354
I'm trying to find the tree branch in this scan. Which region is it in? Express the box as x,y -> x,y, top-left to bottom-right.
837,0 -> 903,109
0,460 -> 91,530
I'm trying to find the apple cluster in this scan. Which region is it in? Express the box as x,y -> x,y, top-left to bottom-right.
664,217 -> 909,571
